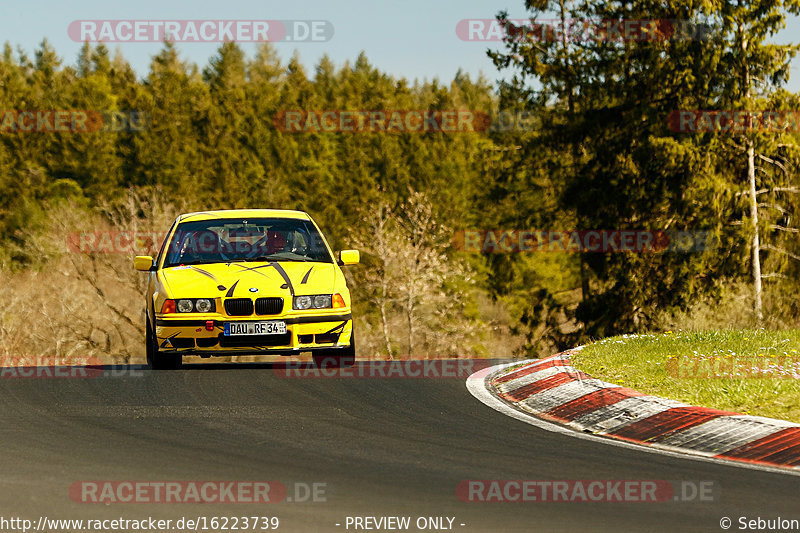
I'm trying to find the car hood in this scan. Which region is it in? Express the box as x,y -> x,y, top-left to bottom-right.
160,261 -> 336,299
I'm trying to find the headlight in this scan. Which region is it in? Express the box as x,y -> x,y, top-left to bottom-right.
313,295 -> 332,308
294,294 -> 333,310
161,298 -> 215,314
293,296 -> 313,310
195,298 -> 212,313
177,299 -> 194,313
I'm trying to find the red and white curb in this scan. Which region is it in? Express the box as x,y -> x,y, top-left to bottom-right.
467,350 -> 800,474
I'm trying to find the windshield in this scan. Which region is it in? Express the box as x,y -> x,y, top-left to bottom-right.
163,217 -> 333,267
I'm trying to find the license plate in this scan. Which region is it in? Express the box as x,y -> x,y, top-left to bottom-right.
224,321 -> 287,336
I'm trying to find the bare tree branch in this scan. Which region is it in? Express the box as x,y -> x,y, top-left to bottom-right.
761,243 -> 800,262
759,202 -> 790,215
761,273 -> 789,280
757,153 -> 789,176
768,224 -> 800,234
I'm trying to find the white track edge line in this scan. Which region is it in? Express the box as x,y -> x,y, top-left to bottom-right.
466,362 -> 800,478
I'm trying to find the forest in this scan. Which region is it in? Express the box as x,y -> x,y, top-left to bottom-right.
1,0 -> 799,362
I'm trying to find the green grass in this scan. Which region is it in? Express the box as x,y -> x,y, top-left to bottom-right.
572,330 -> 800,423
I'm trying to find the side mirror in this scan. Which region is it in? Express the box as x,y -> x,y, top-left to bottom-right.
134,256 -> 155,271
338,249 -> 360,266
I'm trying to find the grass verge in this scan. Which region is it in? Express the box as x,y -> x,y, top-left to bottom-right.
572,330 -> 800,423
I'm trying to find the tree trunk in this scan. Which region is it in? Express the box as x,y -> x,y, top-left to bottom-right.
739,18 -> 762,324
748,141 -> 763,324
560,0 -> 589,303
406,291 -> 415,357
379,275 -> 392,359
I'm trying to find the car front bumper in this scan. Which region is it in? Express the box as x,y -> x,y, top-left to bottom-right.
154,313 -> 353,356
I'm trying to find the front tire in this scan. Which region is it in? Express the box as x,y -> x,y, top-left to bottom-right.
312,331 -> 355,368
146,318 -> 181,370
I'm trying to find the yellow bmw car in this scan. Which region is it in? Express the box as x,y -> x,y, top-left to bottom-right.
134,209 -> 359,369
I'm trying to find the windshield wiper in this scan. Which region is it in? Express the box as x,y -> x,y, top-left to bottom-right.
167,260 -> 216,267
243,255 -> 316,262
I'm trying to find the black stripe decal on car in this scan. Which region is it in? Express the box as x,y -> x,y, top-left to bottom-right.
189,266 -> 218,282
229,262 -> 293,294
323,321 -> 347,334
159,332 -> 180,348
268,262 -> 295,296
225,280 -> 239,297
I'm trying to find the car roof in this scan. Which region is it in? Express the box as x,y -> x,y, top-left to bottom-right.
177,209 -> 311,223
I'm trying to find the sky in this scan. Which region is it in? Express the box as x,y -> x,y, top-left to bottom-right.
5,0 -> 800,91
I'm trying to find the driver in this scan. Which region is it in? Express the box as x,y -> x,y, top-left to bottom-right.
262,229 -> 288,255
248,228 -> 291,258
179,229 -> 222,263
